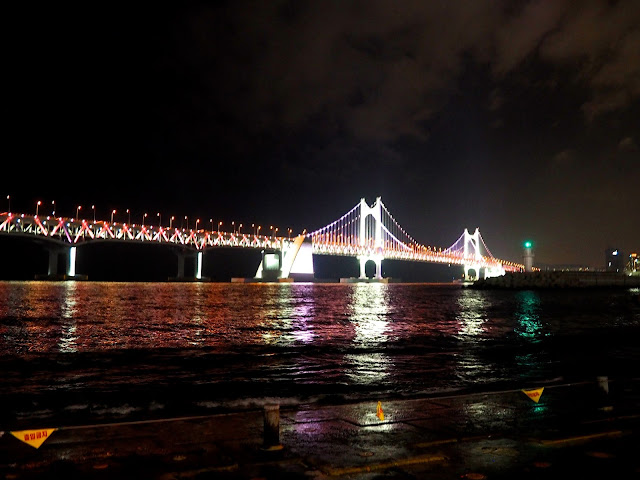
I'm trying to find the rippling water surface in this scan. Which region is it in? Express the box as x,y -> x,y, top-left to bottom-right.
1,281 -> 639,428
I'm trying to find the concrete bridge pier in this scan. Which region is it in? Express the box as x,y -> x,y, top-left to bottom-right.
171,250 -> 208,281
47,247 -> 61,277
36,245 -> 85,280
254,249 -> 282,281
252,236 -> 313,282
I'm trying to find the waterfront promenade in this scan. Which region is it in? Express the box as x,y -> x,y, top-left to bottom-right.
2,378 -> 638,479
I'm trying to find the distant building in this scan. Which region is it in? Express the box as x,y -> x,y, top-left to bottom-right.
605,247 -> 625,273
628,253 -> 639,274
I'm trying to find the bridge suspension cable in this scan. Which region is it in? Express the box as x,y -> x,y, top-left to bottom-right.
308,197 -> 523,272
308,203 -> 361,248
443,231 -> 466,256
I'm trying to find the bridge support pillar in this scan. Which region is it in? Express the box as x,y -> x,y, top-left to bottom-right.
68,246 -> 77,277
463,265 -> 482,281
358,255 -> 383,279
176,252 -> 185,278
255,249 -> 282,281
171,251 -> 208,281
196,251 -> 203,280
36,246 -> 84,280
47,248 -> 59,277
254,236 -> 313,282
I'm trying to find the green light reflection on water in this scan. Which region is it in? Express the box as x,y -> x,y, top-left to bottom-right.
514,290 -> 548,342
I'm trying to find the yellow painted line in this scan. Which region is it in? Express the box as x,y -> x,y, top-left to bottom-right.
162,463 -> 239,479
416,433 -> 501,448
322,454 -> 447,476
537,430 -> 623,446
583,413 -> 640,425
415,438 -> 458,448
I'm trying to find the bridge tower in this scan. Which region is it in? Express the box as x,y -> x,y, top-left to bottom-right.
463,227 -> 483,281
358,197 -> 383,279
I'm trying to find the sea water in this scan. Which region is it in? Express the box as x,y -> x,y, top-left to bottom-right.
1,281 -> 638,429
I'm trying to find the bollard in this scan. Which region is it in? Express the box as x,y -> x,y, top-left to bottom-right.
597,376 -> 609,395
263,404 -> 283,451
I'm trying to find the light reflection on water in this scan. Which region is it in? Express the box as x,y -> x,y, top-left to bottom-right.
456,288 -> 489,338
514,290 -> 547,341
348,284 -> 390,348
454,289 -> 499,384
345,284 -> 391,385
58,282 -> 78,353
1,281 -> 639,424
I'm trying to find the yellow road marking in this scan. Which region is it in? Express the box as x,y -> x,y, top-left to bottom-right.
537,430 -> 623,446
323,454 -> 447,476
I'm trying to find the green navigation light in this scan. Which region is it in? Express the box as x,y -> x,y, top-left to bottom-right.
524,241 -> 532,248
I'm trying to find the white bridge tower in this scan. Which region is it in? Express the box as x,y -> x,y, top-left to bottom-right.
358,197 -> 383,279
463,227 -> 483,281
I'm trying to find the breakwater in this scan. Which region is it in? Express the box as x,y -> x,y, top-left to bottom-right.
472,271 -> 640,289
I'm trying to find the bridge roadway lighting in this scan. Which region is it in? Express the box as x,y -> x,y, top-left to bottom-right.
232,221 -> 235,234
51,200 -> 55,216
196,218 -> 200,231
6,195 -> 10,213
143,213 -> 148,226
170,216 -> 175,229
111,209 -> 116,223
184,216 -> 188,230
36,200 -> 41,216
157,212 -> 161,227
76,205 -> 81,219
218,221 -> 222,232
238,223 -> 242,234
126,209 -> 131,224
92,205 -> 96,223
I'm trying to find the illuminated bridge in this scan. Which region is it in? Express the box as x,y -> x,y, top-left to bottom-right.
0,197 -> 524,281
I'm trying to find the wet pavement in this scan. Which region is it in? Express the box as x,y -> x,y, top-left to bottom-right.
1,378 -> 639,479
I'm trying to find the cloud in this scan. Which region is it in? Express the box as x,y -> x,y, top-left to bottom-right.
539,1 -> 640,121
181,0 -> 640,146
488,88 -> 505,111
493,0 -> 569,76
618,136 -> 638,152
553,149 -> 576,164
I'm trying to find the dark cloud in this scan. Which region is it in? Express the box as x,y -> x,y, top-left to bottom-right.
538,1 -> 640,119
618,136 -> 638,152
181,0 -> 639,145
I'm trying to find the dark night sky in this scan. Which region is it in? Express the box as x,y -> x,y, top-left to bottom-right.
5,1 -> 639,268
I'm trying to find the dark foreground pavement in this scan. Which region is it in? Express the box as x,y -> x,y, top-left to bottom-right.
1,378 -> 639,479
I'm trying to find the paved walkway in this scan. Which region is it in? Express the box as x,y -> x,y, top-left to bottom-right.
1,378 -> 639,479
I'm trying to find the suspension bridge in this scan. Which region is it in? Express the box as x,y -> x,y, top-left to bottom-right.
0,197 -> 524,281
